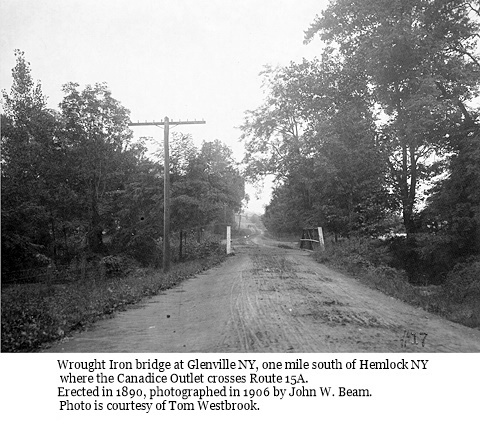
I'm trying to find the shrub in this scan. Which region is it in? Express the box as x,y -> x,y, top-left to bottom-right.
435,257 -> 480,328
315,237 -> 409,296
315,237 -> 392,270
171,232 -> 224,262
414,233 -> 457,284
122,236 -> 162,268
100,255 -> 138,277
442,258 -> 480,303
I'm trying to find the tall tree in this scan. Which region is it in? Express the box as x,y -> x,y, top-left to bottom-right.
305,0 -> 480,238
171,139 -> 245,229
1,50 -> 60,271
424,121 -> 480,259
241,57 -> 394,237
59,82 -> 136,254
241,64 -> 306,181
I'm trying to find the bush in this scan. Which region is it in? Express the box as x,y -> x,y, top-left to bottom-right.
171,232 -> 224,262
442,258 -> 480,303
435,257 -> 480,328
387,233 -> 464,285
413,233 -> 458,284
315,237 -> 409,296
315,237 -> 392,269
100,255 -> 138,277
121,236 -> 162,268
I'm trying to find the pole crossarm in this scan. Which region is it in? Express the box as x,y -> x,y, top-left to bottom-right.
129,120 -> 206,127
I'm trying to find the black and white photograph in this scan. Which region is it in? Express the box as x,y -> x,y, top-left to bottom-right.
1,0 -> 479,421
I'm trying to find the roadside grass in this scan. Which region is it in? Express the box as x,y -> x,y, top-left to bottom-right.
1,252 -> 227,353
314,238 -> 480,329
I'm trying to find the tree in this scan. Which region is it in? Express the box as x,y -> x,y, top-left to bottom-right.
111,155 -> 164,266
109,135 -> 246,266
241,57 -> 394,237
2,51 -> 246,272
1,50 -> 61,271
241,64 -> 307,181
424,123 -> 480,258
305,0 -> 480,239
59,82 -> 137,254
171,139 -> 245,230
262,182 -> 308,235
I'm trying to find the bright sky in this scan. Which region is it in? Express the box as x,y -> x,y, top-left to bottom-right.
0,0 -> 328,212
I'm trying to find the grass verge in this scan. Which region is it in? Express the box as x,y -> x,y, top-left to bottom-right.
314,238 -> 480,330
1,253 -> 227,352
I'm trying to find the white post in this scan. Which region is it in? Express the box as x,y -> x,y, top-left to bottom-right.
318,227 -> 325,251
226,226 -> 231,255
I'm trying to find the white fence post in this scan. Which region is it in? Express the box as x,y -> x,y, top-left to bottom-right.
318,227 -> 325,251
226,226 -> 231,254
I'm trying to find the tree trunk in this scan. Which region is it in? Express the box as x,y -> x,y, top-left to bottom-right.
402,144 -> 419,284
88,188 -> 104,254
397,107 -> 420,284
50,213 -> 58,265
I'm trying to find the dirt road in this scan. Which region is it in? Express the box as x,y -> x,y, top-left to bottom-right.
45,234 -> 480,353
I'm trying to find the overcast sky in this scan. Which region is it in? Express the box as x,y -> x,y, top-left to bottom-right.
0,0 -> 328,212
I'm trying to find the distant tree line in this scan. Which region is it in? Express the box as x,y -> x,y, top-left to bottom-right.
1,50 -> 245,274
242,0 -> 480,284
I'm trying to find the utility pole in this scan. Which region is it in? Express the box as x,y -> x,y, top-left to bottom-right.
163,117 -> 171,271
129,117 -> 206,272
